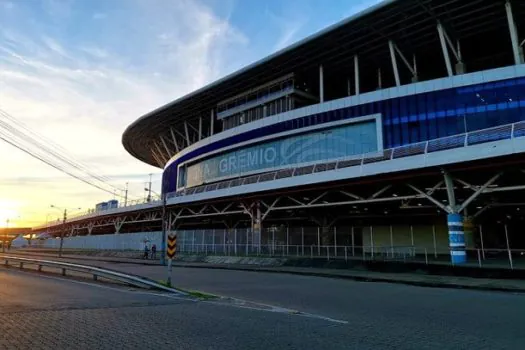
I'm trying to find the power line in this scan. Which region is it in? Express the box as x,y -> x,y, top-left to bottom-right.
0,109 -> 121,189
0,108 -> 139,199
0,130 -> 122,197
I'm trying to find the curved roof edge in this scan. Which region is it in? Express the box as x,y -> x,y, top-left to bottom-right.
122,0 -> 395,150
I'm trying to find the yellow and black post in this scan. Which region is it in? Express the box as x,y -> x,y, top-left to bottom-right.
166,234 -> 177,286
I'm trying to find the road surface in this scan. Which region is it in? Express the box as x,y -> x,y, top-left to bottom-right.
0,266 -> 524,349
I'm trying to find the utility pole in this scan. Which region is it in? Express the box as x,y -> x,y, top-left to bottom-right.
147,173 -> 152,202
124,182 -> 129,207
2,219 -> 7,253
161,193 -> 167,266
51,205 -> 80,258
59,209 -> 67,258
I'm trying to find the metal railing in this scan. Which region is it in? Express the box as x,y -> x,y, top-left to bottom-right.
0,255 -> 185,294
170,120 -> 525,198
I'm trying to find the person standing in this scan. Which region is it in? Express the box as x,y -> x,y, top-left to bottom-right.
143,244 -> 149,259
151,244 -> 157,260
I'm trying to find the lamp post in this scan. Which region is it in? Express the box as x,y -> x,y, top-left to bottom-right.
50,205 -> 81,258
3,217 -> 20,252
2,219 -> 7,253
147,174 -> 153,203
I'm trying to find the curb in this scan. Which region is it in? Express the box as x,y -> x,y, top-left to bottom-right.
6,252 -> 525,294
170,263 -> 525,294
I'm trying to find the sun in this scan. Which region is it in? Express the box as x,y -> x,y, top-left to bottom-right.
0,200 -> 20,227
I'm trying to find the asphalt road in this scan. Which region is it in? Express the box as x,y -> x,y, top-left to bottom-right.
1,265 -> 525,350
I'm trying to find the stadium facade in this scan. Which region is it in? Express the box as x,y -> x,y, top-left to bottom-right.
38,0 -> 525,264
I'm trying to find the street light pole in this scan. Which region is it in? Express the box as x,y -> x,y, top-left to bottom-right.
51,205 -> 80,258
147,174 -> 152,202
161,193 -> 167,266
58,209 -> 67,258
1,219 -> 7,253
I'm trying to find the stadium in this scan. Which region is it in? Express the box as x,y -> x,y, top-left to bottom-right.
35,0 -> 525,264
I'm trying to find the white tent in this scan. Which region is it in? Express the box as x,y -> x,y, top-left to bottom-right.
35,232 -> 52,240
10,235 -> 29,248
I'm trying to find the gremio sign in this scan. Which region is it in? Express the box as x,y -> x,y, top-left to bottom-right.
219,147 -> 277,174
184,120 -> 378,188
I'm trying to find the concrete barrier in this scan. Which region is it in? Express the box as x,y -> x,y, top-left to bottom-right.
38,232 -> 163,251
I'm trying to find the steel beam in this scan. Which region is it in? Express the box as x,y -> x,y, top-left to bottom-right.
437,22 -> 453,77
160,136 -> 172,158
209,109 -> 215,136
198,116 -> 203,141
183,121 -> 191,147
407,184 -> 450,213
319,64 -> 324,103
354,55 -> 360,95
458,173 -> 502,213
170,128 -> 180,153
505,0 -> 523,65
389,40 -> 401,86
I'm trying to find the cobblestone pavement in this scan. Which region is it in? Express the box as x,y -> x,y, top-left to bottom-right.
1,268 -> 525,349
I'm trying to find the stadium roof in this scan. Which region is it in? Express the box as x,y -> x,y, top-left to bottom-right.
123,0 -> 525,168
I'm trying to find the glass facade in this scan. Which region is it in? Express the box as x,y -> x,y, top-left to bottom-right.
163,76 -> 525,194
182,121 -> 378,188
382,77 -> 525,147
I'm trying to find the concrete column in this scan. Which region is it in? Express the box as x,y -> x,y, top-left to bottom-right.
447,213 -> 466,264
319,64 -> 324,103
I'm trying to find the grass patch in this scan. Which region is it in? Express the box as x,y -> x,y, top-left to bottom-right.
157,280 -> 172,288
184,290 -> 219,300
176,287 -> 219,300
156,281 -> 218,300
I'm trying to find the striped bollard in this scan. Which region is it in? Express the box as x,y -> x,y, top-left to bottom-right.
447,213 -> 466,264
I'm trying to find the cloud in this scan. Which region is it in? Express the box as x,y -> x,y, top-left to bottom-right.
0,0 -> 249,226
265,8 -> 307,52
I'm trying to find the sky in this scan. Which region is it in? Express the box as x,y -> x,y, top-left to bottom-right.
0,0 -> 382,227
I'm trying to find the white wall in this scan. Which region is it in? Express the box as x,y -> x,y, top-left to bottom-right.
39,231 -> 163,250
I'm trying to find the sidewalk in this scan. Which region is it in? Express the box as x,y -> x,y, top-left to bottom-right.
3,250 -> 525,293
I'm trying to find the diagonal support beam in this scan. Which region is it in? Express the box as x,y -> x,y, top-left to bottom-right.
309,192 -> 328,205
369,185 -> 391,199
287,196 -> 306,206
170,128 -> 180,153
437,22 -> 454,77
150,150 -> 164,168
388,40 -> 401,86
262,197 -> 281,221
340,190 -> 363,200
183,121 -> 191,147
407,184 -> 450,213
392,41 -> 417,79
506,0 -> 524,65
457,173 -> 502,213
160,136 -> 172,158
153,143 -> 169,164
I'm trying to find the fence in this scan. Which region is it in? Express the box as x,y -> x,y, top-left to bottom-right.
21,225 -> 524,269
174,226 -> 524,270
